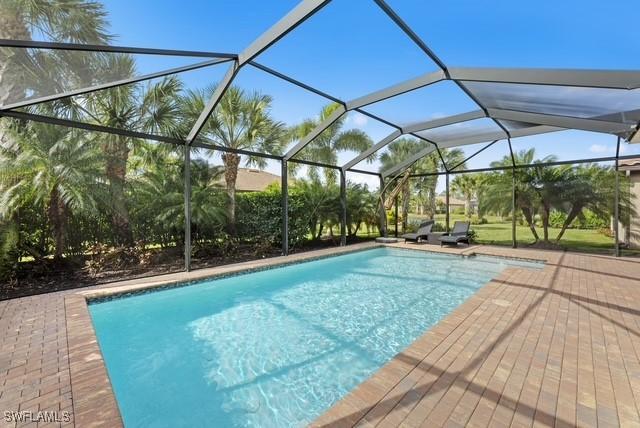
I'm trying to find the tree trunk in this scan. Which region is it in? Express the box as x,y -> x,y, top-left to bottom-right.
103,136 -> 133,247
541,203 -> 551,242
464,194 -> 472,218
556,206 -> 582,242
401,182 -> 410,231
222,153 -> 241,236
48,187 -> 67,260
427,179 -> 437,218
378,196 -> 387,237
521,206 -> 539,242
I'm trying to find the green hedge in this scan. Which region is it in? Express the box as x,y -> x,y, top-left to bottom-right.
236,188 -> 314,249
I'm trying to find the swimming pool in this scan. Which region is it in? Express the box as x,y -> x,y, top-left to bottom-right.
89,247 -> 542,427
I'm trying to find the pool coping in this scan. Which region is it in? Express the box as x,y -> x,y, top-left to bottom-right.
63,242 -> 550,427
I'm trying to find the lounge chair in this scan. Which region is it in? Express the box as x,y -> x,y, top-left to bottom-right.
439,221 -> 471,246
401,220 -> 434,243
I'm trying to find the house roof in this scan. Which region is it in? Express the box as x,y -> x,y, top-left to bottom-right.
217,168 -> 280,192
619,157 -> 640,172
436,195 -> 466,206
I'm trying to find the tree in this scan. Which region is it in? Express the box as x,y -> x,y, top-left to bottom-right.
381,139 -> 465,228
291,180 -> 339,240
0,120 -> 104,259
84,57 -> 184,246
484,149 -> 557,243
181,86 -> 288,235
0,0 -> 111,107
554,164 -> 626,242
290,103 -> 373,184
379,138 -> 423,230
451,174 -> 481,217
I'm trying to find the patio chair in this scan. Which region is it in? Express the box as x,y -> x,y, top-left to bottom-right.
401,220 -> 434,243
439,221 -> 471,246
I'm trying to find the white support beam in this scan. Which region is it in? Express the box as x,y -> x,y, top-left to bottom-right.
238,0 -> 331,65
488,108 -> 637,135
382,145 -> 436,178
384,123 -> 563,178
342,110 -> 485,171
450,67 -> 640,90
403,110 -> 485,134
0,58 -> 229,111
345,70 -> 446,110
342,129 -> 402,170
436,125 -> 560,149
284,104 -> 346,160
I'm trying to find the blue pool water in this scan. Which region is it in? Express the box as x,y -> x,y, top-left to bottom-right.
89,247 -> 542,427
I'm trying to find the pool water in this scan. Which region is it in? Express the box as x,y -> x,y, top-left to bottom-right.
89,247 -> 542,427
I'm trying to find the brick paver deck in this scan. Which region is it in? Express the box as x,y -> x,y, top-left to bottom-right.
2,243 -> 640,427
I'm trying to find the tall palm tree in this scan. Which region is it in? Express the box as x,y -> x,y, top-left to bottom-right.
451,174 -> 481,217
379,138 -> 424,230
0,120 -> 104,259
181,86 -> 288,235
381,139 -> 465,226
86,57 -> 184,246
484,149 -> 558,242
290,103 -> 373,183
46,54 -> 185,247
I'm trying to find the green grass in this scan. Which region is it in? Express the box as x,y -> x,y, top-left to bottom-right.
408,213 -> 616,254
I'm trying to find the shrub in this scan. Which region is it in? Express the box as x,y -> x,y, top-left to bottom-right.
549,210 -> 567,229
0,221 -> 19,283
470,215 -> 487,225
578,209 -> 608,229
235,188 -> 313,250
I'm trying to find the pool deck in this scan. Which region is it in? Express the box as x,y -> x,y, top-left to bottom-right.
1,243 -> 640,427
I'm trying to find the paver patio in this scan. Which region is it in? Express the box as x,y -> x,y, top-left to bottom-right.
2,243 -> 640,427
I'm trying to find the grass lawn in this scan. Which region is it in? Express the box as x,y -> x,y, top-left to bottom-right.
408,213 -> 616,254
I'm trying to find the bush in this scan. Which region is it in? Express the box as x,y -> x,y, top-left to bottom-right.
235,188 -> 313,250
549,210 -> 567,229
452,207 -> 465,215
470,215 -> 487,225
0,221 -> 19,282
578,209 -> 608,229
432,222 -> 446,232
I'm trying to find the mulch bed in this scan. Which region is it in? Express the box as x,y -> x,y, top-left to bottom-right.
0,237 -> 375,301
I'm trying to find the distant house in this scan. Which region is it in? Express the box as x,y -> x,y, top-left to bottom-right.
435,195 -> 467,213
217,168 -> 280,192
434,194 -> 478,214
619,158 -> 640,249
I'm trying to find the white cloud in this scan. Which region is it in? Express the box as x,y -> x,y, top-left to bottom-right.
352,113 -> 368,127
589,144 -> 612,154
346,113 -> 369,128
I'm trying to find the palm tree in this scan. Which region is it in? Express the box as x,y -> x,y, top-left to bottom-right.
484,149 -> 559,243
290,103 -> 373,184
0,0 -> 111,107
181,86 -> 288,235
379,138 -> 424,230
412,149 -> 465,218
554,164 -> 628,242
381,139 -> 465,228
0,120 -> 104,259
451,174 -> 481,217
291,180 -> 339,240
50,54 -> 184,246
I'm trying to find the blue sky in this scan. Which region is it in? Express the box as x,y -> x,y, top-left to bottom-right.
96,0 -> 640,189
